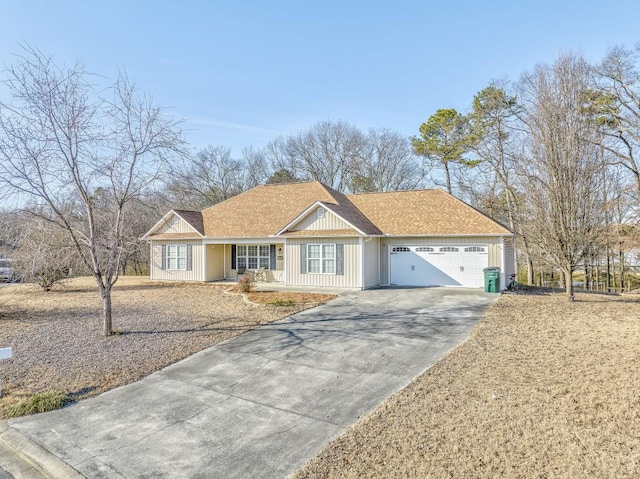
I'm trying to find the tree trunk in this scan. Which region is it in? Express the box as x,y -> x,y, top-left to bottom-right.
606,247 -> 611,292
102,287 -> 113,336
444,162 -> 452,195
619,247 -> 625,292
564,268 -> 575,301
526,255 -> 534,285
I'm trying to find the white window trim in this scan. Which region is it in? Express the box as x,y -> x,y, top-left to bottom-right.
236,244 -> 271,270
307,243 -> 336,274
166,244 -> 188,271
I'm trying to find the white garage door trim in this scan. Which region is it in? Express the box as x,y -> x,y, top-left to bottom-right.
389,245 -> 489,288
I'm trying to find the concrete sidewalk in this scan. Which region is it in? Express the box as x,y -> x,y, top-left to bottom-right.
3,288 -> 497,478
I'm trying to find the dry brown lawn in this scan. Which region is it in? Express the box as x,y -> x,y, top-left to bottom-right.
292,291 -> 640,479
0,276 -> 333,418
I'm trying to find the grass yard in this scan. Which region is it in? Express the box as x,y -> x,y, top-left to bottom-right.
291,291 -> 640,479
0,276 -> 333,418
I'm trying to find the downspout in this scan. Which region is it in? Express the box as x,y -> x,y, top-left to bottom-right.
283,239 -> 288,285
360,237 -> 365,289
149,241 -> 153,280
500,236 -> 505,290
377,239 -> 381,287
223,244 -> 226,280
202,240 -> 206,282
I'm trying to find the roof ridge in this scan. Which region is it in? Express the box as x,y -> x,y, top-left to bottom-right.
254,180 -> 322,188
173,208 -> 201,213
347,188 -> 444,198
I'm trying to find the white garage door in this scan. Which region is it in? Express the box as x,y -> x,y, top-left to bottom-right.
390,245 -> 488,288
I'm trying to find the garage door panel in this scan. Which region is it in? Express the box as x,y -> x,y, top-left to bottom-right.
390,245 -> 488,288
390,251 -> 461,286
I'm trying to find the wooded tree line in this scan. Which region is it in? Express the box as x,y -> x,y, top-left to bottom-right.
1,45 -> 639,335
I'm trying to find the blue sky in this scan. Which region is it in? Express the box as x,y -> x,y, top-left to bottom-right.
0,0 -> 639,155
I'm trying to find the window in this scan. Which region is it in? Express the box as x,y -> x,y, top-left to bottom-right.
237,244 -> 270,270
464,246 -> 486,253
166,244 -> 187,270
415,247 -> 435,252
440,247 -> 459,252
392,246 -> 410,252
307,244 -> 335,274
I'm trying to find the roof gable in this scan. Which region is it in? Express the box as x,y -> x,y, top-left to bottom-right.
347,189 -> 512,236
142,209 -> 203,239
275,199 -> 381,237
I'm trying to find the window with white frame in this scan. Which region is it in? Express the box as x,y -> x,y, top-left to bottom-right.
307,244 -> 336,274
237,244 -> 270,270
166,244 -> 187,270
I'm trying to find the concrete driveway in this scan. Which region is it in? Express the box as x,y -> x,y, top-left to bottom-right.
4,287 -> 497,478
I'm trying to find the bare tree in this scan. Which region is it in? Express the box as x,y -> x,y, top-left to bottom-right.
350,128 -> 424,192
13,215 -> 84,291
517,53 -> 604,300
267,120 -> 366,191
591,45 -> 640,202
0,47 -> 185,335
262,136 -> 305,182
241,146 -> 272,188
166,145 -> 244,209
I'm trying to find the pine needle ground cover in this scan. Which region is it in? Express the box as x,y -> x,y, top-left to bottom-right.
292,292 -> 640,479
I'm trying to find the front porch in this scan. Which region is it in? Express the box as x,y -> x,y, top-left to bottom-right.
203,242 -> 285,283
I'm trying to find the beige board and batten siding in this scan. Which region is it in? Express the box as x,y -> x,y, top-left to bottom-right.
292,207 -> 351,231
157,214 -> 199,235
379,236 -> 504,286
205,244 -> 224,281
286,237 -> 361,288
150,239 -> 203,281
503,237 -> 516,278
363,237 -> 380,288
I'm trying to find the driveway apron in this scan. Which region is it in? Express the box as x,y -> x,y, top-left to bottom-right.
7,288 -> 497,479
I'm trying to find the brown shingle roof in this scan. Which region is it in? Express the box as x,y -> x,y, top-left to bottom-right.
201,182 -> 347,238
173,210 -> 204,235
153,182 -> 511,240
280,229 -> 360,237
318,187 -> 382,235
347,189 -> 512,236
147,233 -> 203,240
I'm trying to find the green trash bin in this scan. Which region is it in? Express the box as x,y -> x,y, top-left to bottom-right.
483,267 -> 500,293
